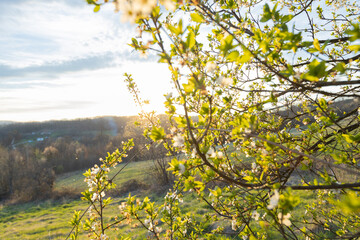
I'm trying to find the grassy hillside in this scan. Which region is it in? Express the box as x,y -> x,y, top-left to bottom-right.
0,158 -> 214,239
0,160 -> 156,239
0,158 -> 317,239
0,199 -> 88,239
54,160 -> 153,193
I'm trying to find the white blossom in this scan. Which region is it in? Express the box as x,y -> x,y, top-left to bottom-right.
132,0 -> 156,15
252,210 -> 260,221
278,212 -> 291,226
244,128 -> 252,134
206,148 -> 215,158
162,204 -> 171,213
173,134 -> 185,147
294,72 -> 301,80
91,165 -> 100,175
262,148 -> 269,156
139,49 -> 149,59
100,233 -> 109,240
303,118 -> 310,125
119,202 -> 127,211
135,26 -> 142,38
91,192 -> 99,202
161,0 -> 177,11
267,190 -> 280,209
148,221 -> 154,231
216,76 -> 233,87
251,162 -> 260,173
170,127 -> 177,134
217,151 -> 224,159
113,0 -> 120,12
205,61 -> 217,73
191,148 -> 197,158
178,163 -> 186,174
119,2 -> 137,22
231,218 -> 238,230
165,92 -> 172,100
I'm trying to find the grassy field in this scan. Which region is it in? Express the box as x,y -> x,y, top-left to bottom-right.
0,160 -> 158,240
0,158 -> 214,239
0,157 -> 217,239
0,158 -> 318,239
0,199 -> 88,239
53,160 -> 154,193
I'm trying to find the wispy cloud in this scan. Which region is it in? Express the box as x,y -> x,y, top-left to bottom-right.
0,0 -> 171,122
0,54 -> 116,77
0,100 -> 96,114
0,0 -> 135,67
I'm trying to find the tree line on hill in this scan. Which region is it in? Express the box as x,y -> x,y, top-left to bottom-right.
0,115 -> 168,202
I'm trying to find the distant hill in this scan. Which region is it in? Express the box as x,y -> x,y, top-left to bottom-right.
0,121 -> 15,126
0,116 -> 136,148
278,98 -> 358,118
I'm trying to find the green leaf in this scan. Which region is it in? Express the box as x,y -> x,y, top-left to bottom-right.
313,38 -> 321,52
278,188 -> 300,211
150,126 -> 165,141
182,77 -> 196,93
200,102 -> 210,115
281,14 -> 293,23
302,59 -> 327,81
190,12 -> 205,23
334,62 -> 346,73
260,4 -> 271,22
186,29 -> 196,50
319,98 -> 327,109
209,188 -> 219,197
243,175 -> 255,183
338,191 -> 360,214
268,92 -> 277,103
168,24 -> 178,35
226,50 -> 239,61
345,24 -> 360,41
93,5 -> 100,12
152,6 -> 161,17
352,133 -> 360,142
343,134 -> 354,143
167,19 -> 183,35
259,41 -> 269,53
349,45 -> 360,52
238,47 -> 252,63
158,52 -> 171,63
313,178 -> 318,185
343,133 -> 360,143
174,116 -> 187,128
219,34 -> 235,55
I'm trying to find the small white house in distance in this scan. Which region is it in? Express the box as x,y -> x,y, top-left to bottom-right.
37,137 -> 44,142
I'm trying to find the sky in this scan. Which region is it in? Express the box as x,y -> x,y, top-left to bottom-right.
0,0 -> 172,122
